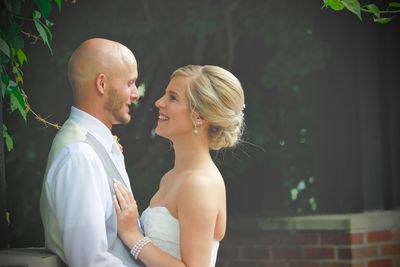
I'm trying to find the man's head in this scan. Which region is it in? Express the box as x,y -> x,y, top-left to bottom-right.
68,38 -> 139,128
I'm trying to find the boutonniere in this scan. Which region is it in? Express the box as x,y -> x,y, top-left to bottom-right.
113,135 -> 124,152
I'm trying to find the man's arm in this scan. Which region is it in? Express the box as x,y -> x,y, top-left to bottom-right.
45,143 -> 127,267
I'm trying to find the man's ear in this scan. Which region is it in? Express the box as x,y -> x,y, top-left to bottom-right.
96,73 -> 106,95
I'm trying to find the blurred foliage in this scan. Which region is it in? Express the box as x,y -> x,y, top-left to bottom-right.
4,0 -> 334,246
107,0 -> 327,215
322,0 -> 400,23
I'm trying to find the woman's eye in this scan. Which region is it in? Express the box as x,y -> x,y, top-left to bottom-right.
169,95 -> 177,101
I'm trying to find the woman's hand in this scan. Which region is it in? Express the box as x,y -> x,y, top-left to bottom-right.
113,180 -> 143,248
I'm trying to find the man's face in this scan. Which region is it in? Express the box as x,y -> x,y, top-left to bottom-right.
104,59 -> 139,125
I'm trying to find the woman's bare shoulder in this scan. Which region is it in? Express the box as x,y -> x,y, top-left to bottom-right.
183,168 -> 222,187
177,169 -> 225,205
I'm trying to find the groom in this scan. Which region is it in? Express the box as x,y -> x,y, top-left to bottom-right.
40,38 -> 142,267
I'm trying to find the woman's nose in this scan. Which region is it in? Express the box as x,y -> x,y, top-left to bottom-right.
155,96 -> 164,108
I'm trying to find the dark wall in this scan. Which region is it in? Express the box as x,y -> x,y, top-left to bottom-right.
2,0 -> 400,247
313,10 -> 400,213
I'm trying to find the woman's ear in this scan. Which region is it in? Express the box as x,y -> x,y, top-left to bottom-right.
193,113 -> 204,126
96,73 -> 106,94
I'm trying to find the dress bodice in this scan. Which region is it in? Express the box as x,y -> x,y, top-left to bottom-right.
140,206 -> 219,266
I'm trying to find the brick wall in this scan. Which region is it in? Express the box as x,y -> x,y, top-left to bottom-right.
217,210 -> 400,267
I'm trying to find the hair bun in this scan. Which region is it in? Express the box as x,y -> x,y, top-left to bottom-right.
172,65 -> 245,150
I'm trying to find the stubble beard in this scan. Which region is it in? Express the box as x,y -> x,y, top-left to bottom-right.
105,89 -> 131,125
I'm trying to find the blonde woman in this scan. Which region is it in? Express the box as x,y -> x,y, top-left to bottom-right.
113,65 -> 245,267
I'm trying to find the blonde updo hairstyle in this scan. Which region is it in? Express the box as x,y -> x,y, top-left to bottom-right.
171,65 -> 245,150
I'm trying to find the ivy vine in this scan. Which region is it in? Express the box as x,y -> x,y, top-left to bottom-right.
1,0 -> 64,152
322,0 -> 400,23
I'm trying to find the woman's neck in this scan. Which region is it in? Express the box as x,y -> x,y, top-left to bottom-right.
171,137 -> 212,173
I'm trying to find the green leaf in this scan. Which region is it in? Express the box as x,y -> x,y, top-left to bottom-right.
342,0 -> 362,20
16,49 -> 28,65
32,10 -> 41,19
322,0 -> 345,11
3,124 -> 14,152
0,68 -> 10,97
4,80 -> 16,97
54,0 -> 62,12
364,4 -> 380,19
12,64 -> 23,84
34,20 -> 53,53
2,82 -> 8,97
388,2 -> 400,8
10,85 -> 28,122
0,36 -> 10,58
46,19 -> 54,28
35,0 -> 52,19
6,22 -> 24,52
9,88 -> 20,112
0,70 -> 10,97
40,20 -> 53,41
374,16 -> 395,24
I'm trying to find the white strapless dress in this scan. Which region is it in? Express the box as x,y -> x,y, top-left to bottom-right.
140,206 -> 220,266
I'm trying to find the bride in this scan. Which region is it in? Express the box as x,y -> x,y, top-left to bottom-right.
113,65 -> 245,266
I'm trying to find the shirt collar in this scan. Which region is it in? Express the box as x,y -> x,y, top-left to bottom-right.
69,106 -> 115,153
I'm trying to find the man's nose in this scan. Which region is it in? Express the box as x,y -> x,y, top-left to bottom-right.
131,86 -> 140,101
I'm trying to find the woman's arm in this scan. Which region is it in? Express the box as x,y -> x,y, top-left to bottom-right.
113,181 -> 186,267
176,173 -> 223,267
113,176 -> 222,267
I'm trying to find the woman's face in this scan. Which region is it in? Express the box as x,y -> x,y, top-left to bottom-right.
154,76 -> 194,139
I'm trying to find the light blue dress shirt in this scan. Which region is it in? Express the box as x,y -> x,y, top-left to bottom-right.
40,107 -> 141,267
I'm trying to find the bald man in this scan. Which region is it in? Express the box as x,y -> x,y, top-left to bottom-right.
40,38 -> 143,267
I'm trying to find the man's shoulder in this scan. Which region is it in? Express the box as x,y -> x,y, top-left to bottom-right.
48,119 -> 88,162
54,119 -> 87,145
49,142 -> 102,171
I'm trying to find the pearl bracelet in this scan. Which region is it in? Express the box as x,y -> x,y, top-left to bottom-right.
130,236 -> 152,260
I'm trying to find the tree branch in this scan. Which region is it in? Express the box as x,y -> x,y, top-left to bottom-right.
20,31 -> 40,45
361,7 -> 400,14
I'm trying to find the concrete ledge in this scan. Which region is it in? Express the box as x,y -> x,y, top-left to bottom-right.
0,248 -> 67,267
230,209 -> 400,232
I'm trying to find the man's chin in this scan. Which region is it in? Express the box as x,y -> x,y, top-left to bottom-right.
121,116 -> 131,124
113,115 -> 131,125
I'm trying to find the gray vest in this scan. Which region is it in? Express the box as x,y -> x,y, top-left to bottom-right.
40,119 -> 143,267
85,132 -> 144,267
